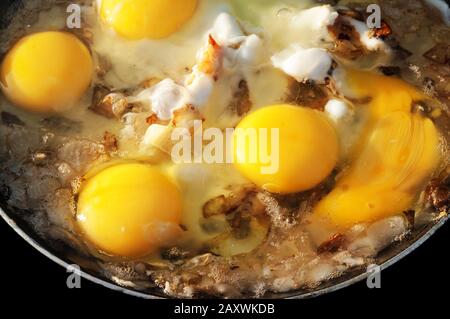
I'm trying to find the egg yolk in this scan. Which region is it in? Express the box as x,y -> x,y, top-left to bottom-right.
346,70 -> 424,118
311,71 -> 440,230
0,32 -> 93,113
99,0 -> 198,40
77,163 -> 183,258
233,104 -> 339,194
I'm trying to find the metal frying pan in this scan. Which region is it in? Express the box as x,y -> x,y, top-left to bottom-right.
1,0 -> 449,299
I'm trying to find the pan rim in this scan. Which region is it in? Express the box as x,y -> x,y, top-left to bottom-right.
1,205 -> 448,299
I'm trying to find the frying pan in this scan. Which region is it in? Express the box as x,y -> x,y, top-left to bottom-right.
1,0 -> 449,299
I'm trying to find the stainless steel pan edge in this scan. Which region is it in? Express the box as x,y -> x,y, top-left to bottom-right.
1,205 -> 448,299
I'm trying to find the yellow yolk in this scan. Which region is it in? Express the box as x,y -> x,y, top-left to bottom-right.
314,112 -> 439,228
99,0 -> 198,40
77,163 -> 183,258
233,104 -> 339,194
312,71 -> 440,231
346,70 -> 424,118
0,32 -> 93,113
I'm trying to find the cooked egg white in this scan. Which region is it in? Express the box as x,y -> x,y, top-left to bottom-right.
271,45 -> 332,83
257,4 -> 337,52
87,0 -> 228,89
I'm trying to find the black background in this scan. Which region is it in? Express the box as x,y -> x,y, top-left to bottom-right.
1,217 -> 448,316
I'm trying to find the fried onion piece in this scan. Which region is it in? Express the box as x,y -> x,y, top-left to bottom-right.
423,43 -> 450,65
202,184 -> 258,218
370,21 -> 393,39
90,85 -> 131,119
1,111 -> 25,127
285,79 -> 329,111
172,104 -> 205,129
327,16 -> 366,60
424,174 -> 450,212
202,185 -> 270,256
101,131 -> 118,153
196,35 -> 223,80
317,233 -> 346,254
229,80 -> 252,116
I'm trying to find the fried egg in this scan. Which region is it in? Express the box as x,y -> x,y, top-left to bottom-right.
77,163 -> 183,257
0,31 -> 93,113
308,71 -> 441,242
